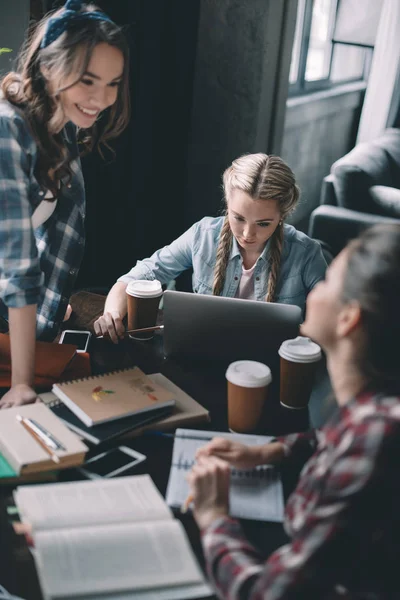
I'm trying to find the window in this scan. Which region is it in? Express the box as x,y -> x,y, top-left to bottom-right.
289,0 -> 372,95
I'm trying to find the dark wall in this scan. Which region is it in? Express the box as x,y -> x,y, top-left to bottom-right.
0,0 -> 29,76
282,83 -> 365,231
72,0 -> 200,290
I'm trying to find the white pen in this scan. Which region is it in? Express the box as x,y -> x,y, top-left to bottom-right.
23,417 -> 66,451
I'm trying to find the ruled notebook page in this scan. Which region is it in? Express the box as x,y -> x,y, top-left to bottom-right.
166,428 -> 285,522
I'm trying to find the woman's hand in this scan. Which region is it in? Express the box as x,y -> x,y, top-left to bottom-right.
196,437 -> 261,469
196,438 -> 285,469
187,455 -> 230,530
0,384 -> 38,409
93,311 -> 125,344
63,303 -> 72,322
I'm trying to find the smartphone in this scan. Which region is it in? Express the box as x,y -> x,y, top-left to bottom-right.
78,446 -> 146,479
59,329 -> 92,353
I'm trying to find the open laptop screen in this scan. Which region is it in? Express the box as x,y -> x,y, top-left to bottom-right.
162,291 -> 302,365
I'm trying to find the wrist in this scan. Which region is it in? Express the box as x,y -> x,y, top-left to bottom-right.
195,507 -> 229,531
260,442 -> 285,465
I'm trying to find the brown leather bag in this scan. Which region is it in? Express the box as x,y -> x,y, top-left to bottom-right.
0,333 -> 91,389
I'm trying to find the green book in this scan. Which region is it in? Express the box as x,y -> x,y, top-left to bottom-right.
0,452 -> 17,478
0,452 -> 57,485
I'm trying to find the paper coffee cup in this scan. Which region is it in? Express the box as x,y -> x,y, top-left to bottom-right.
225,360 -> 272,433
278,336 -> 321,409
126,280 -> 163,340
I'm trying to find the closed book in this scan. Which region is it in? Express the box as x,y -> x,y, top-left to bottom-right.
0,453 -> 57,486
120,373 -> 210,440
0,404 -> 88,475
52,367 -> 175,427
39,391 -> 173,446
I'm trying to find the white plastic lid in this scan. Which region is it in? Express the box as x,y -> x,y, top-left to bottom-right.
126,280 -> 163,298
226,360 -> 272,388
278,336 -> 322,364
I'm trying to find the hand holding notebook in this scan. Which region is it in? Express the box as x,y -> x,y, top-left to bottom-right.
166,428 -> 284,522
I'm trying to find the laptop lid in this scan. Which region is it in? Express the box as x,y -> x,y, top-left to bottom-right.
162,291 -> 302,364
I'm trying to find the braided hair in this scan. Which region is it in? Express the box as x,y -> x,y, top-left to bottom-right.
212,153 -> 299,301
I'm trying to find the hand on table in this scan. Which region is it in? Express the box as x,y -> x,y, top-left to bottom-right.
93,311 -> 125,344
0,384 -> 38,409
187,455 -> 230,530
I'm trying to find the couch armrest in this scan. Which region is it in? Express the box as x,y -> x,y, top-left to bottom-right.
320,174 -> 337,206
308,205 -> 400,257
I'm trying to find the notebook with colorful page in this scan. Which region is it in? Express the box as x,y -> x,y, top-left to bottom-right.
52,367 -> 176,427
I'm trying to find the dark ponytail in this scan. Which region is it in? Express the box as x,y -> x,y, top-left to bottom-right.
343,224 -> 400,393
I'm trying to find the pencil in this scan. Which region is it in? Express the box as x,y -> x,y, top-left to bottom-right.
181,494 -> 194,513
16,415 -> 60,464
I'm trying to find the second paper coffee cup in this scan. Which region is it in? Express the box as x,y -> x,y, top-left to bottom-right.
225,360 -> 272,433
278,336 -> 321,409
126,280 -> 163,340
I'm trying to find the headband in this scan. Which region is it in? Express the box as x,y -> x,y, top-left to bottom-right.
41,0 -> 115,49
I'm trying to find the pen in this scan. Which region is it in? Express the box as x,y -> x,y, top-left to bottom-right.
23,417 -> 66,451
17,415 -> 60,464
97,325 -> 164,339
181,494 -> 194,514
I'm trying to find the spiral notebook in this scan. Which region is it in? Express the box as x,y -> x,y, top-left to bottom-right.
166,428 -> 285,522
52,367 -> 175,427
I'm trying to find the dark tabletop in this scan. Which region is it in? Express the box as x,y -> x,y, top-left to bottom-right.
0,322 -> 314,600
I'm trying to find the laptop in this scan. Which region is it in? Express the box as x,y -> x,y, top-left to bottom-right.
162,290 -> 302,364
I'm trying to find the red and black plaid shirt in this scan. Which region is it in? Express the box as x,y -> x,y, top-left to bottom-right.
202,391 -> 400,599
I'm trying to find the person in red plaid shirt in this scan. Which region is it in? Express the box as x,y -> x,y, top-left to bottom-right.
188,223 -> 400,600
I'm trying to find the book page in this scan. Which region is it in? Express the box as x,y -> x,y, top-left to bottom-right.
34,520 -> 205,598
15,475 -> 171,531
166,429 -> 284,522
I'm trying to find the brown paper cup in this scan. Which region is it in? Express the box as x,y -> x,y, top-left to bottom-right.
279,358 -> 319,409
126,280 -> 163,340
278,336 -> 321,409
226,361 -> 272,433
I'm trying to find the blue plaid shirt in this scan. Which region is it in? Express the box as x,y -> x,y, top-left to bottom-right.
0,100 -> 85,341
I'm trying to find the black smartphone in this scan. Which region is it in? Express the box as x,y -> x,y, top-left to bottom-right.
59,329 -> 92,353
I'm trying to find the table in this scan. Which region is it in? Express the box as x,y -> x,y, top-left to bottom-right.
0,318 -> 319,600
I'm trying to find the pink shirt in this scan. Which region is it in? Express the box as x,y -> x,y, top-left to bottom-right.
235,262 -> 257,300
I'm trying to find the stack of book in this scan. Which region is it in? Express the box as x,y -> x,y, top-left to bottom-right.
0,404 -> 88,485
40,367 -> 210,446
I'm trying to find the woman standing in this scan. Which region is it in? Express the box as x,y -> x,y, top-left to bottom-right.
0,0 -> 130,408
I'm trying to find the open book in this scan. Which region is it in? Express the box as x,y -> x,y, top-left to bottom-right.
14,475 -> 211,600
166,429 -> 285,522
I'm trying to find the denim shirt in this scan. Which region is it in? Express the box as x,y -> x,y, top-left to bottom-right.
0,100 -> 85,340
118,216 -> 327,314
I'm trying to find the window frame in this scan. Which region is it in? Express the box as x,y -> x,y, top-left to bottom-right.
289,0 -> 371,96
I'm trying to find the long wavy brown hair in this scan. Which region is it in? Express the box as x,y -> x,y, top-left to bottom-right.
1,3 -> 130,198
212,153 -> 300,302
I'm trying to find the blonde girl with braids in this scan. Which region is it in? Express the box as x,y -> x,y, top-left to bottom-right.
95,153 -> 327,343
0,0 -> 130,408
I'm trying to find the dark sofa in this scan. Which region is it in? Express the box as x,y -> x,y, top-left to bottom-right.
309,128 -> 400,257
